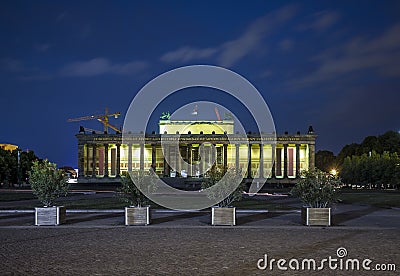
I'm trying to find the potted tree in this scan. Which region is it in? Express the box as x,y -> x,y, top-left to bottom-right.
202,166 -> 245,226
117,170 -> 157,225
291,168 -> 340,226
29,160 -> 69,226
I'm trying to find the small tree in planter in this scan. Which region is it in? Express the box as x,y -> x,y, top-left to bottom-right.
28,160 -> 69,226
117,170 -> 157,225
201,166 -> 245,226
291,168 -> 341,226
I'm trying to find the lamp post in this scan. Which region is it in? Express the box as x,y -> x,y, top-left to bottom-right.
329,168 -> 337,176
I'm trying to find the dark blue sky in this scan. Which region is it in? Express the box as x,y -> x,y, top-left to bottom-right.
1,1 -> 400,167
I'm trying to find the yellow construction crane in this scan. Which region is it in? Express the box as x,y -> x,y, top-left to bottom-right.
68,107 -> 121,133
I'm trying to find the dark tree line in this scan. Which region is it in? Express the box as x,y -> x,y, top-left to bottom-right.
0,148 -> 38,188
337,130 -> 400,164
316,131 -> 400,189
340,151 -> 400,189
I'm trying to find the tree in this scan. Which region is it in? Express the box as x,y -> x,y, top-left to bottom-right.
0,148 -> 14,187
201,165 -> 245,207
360,136 -> 379,154
378,131 -> 400,154
315,150 -> 337,173
19,150 -> 38,185
340,151 -> 400,189
337,143 -> 360,165
337,131 -> 400,166
28,160 -> 69,207
117,171 -> 158,207
0,148 -> 38,188
291,168 -> 341,208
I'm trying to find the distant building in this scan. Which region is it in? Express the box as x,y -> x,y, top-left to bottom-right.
75,120 -> 316,186
0,144 -> 18,151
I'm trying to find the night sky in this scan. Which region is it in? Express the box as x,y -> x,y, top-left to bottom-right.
1,1 -> 400,168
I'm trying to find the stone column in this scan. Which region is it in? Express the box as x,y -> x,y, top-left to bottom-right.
259,144 -> 264,178
211,144 -> 216,167
128,144 -> 132,172
140,143 -> 144,171
175,145 -> 180,174
247,144 -> 252,179
163,145 -> 169,177
92,144 -> 97,178
104,144 -> 109,177
116,144 -> 121,176
223,144 -> 228,171
187,144 -> 196,176
78,143 -> 84,178
309,144 -> 315,169
186,144 -> 191,176
271,145 -> 276,178
151,144 -> 156,173
296,144 -> 300,178
283,144 -> 288,178
235,144 -> 240,173
86,145 -> 90,177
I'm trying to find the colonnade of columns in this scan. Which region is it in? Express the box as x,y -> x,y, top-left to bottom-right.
84,143 -> 121,177
81,142 -> 315,179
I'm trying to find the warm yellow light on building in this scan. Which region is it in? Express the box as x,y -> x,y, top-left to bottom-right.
159,120 -> 234,134
0,143 -> 18,151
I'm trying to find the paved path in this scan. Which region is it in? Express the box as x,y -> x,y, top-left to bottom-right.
0,227 -> 398,275
0,194 -> 399,275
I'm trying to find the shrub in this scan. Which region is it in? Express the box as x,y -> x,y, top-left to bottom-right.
117,170 -> 158,207
291,168 -> 341,208
28,160 -> 69,207
201,166 -> 245,207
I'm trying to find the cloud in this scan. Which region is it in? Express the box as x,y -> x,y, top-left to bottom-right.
61,58 -> 111,76
160,5 -> 298,67
1,56 -> 53,80
312,11 -> 340,31
160,47 -> 217,63
1,57 -> 148,80
0,58 -> 46,80
60,58 -> 148,77
34,43 -> 51,52
0,58 -> 25,73
112,61 -> 149,75
17,72 -> 53,81
56,12 -> 68,22
259,70 -> 273,78
290,23 -> 400,87
218,5 -> 297,67
298,10 -> 340,32
279,39 -> 294,51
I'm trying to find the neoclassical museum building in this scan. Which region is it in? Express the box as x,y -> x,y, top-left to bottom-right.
75,119 -> 317,187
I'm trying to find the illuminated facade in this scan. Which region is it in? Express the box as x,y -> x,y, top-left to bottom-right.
0,143 -> 18,151
76,120 -> 316,185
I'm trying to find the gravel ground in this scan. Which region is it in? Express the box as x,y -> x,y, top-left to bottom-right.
0,192 -> 399,275
0,226 -> 399,275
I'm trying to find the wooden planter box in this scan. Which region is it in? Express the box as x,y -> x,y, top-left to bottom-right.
35,206 -> 66,226
302,207 -> 331,226
125,207 -> 150,225
211,207 -> 236,226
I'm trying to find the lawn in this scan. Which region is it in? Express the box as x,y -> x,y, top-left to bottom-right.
0,190 -> 297,210
0,191 -> 36,201
1,189 -> 399,210
337,189 -> 400,208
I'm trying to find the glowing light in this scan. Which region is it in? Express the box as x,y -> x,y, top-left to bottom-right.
330,169 -> 338,176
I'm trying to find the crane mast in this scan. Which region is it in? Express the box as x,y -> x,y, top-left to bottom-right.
68,107 -> 121,133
